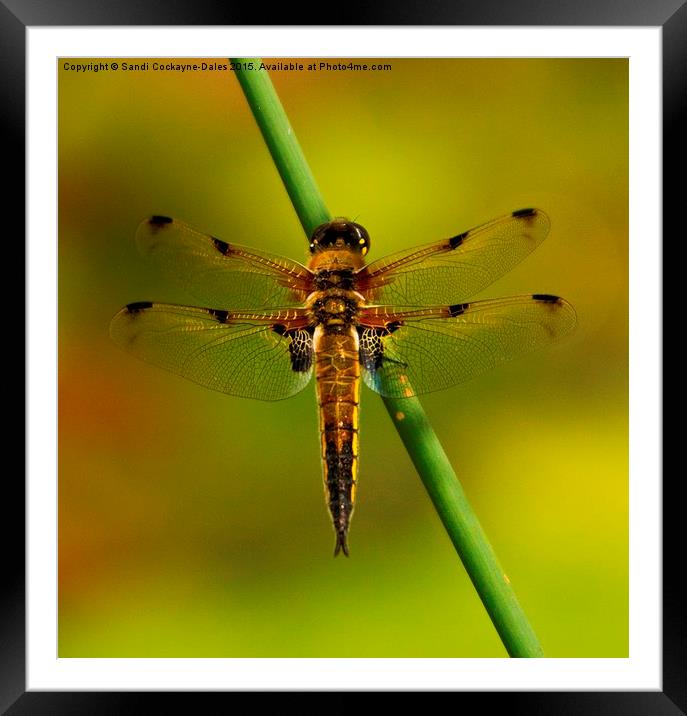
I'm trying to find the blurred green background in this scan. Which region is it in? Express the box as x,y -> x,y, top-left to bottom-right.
58,58 -> 628,657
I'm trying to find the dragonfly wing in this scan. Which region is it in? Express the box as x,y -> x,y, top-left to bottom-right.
135,216 -> 313,309
357,209 -> 550,306
110,302 -> 313,401
358,294 -> 576,398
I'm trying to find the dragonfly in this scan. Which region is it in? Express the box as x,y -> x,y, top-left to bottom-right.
110,208 -> 576,556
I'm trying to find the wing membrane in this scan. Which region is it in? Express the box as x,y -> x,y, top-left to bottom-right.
110,302 -> 313,401
357,209 -> 550,306
359,294 -> 576,398
135,216 -> 313,309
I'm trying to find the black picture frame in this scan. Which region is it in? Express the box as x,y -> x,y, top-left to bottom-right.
7,1 -> 673,711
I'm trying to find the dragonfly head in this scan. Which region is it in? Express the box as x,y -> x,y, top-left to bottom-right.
310,218 -> 370,257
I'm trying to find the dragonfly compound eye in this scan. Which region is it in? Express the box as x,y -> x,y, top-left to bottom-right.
310,219 -> 370,255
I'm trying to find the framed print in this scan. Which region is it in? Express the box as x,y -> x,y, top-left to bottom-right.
10,0 -> 673,711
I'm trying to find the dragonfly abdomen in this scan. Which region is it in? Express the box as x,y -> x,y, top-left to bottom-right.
313,324 -> 361,557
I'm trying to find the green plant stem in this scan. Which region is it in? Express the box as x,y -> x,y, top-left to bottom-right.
233,59 -> 329,235
232,58 -> 544,658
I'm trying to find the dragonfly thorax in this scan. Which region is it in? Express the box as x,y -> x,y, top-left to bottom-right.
307,289 -> 363,329
313,268 -> 356,291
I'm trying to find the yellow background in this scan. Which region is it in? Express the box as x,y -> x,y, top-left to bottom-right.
59,58 -> 628,657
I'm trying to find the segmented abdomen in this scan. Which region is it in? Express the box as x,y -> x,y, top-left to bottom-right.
313,324 -> 360,556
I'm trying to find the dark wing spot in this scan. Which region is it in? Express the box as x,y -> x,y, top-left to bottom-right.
208,308 -> 229,323
448,303 -> 469,317
532,294 -> 561,304
149,215 -> 173,226
211,237 -> 231,255
448,231 -> 468,249
287,329 -> 313,373
272,325 -> 312,371
359,327 -> 385,371
359,323 -> 405,373
512,208 -> 537,218
126,301 -> 153,313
